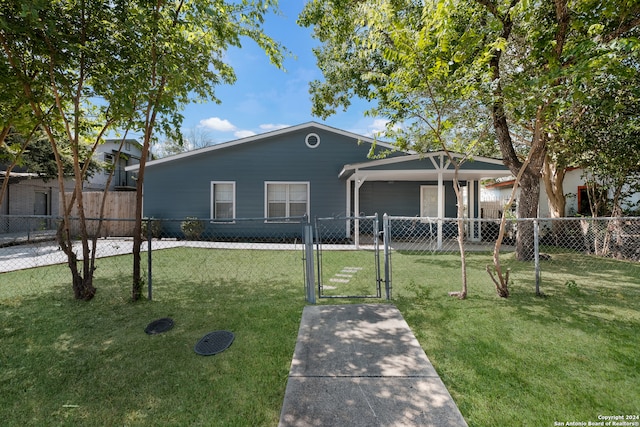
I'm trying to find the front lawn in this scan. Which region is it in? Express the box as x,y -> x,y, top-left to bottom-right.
392,251 -> 639,426
0,247 -> 638,426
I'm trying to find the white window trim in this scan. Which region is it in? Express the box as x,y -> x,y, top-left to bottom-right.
210,181 -> 236,223
264,181 -> 310,222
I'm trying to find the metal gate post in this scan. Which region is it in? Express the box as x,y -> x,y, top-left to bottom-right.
373,213 -> 381,298
303,223 -> 316,304
147,218 -> 153,301
383,214 -> 391,300
534,219 -> 541,296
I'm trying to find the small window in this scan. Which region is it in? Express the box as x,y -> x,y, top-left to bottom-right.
211,182 -> 235,221
265,182 -> 309,220
103,153 -> 114,175
578,185 -> 607,216
305,133 -> 320,148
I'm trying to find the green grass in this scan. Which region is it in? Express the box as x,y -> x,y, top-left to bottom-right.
1,247 -> 639,426
0,248 -> 306,426
318,250 -> 382,297
391,251 -> 640,426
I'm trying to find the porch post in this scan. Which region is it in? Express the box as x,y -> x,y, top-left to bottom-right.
437,171 -> 443,249
346,178 -> 352,239
354,176 -> 365,248
346,179 -> 352,217
469,179 -> 478,241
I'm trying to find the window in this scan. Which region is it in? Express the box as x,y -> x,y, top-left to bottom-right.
420,185 -> 439,218
577,185 -> 607,216
103,153 -> 114,175
211,182 -> 235,220
265,182 -> 309,219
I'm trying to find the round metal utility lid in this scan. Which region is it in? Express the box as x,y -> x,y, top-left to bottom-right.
145,318 -> 174,335
194,330 -> 234,356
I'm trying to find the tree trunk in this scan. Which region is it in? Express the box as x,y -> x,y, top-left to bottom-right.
132,170 -> 145,301
132,124 -> 153,301
542,156 -> 568,245
486,151 -> 533,298
57,222 -> 96,301
448,163 -> 468,299
515,169 -> 540,261
542,156 -> 566,218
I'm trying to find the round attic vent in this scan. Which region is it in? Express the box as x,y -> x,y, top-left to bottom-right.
305,133 -> 320,148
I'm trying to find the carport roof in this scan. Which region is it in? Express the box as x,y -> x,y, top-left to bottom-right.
339,151 -> 510,181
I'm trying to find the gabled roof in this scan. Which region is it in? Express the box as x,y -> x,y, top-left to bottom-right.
340,151 -> 510,181
125,122 -> 398,171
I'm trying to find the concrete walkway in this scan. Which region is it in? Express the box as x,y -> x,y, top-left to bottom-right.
279,304 -> 468,427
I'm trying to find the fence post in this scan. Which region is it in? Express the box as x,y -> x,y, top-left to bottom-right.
534,219 -> 540,296
303,223 -> 316,304
383,214 -> 391,300
147,218 -> 153,301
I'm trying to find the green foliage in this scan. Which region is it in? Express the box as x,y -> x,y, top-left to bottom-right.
300,0 -> 639,155
141,218 -> 162,240
180,217 -> 204,240
0,128 -> 100,181
300,0 -> 639,261
559,67 -> 640,216
565,279 -> 579,294
1,0 -> 286,299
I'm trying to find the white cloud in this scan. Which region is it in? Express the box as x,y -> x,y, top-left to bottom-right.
259,123 -> 290,131
196,118 -> 289,141
365,119 -> 404,138
199,117 -> 237,132
368,119 -> 391,136
234,130 -> 256,138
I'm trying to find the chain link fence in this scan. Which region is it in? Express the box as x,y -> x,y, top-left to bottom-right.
313,215 -> 383,298
385,216 -> 640,294
0,215 -> 308,300
2,214 -> 639,298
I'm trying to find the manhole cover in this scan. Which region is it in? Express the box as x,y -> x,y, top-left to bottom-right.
194,330 -> 234,356
145,318 -> 174,335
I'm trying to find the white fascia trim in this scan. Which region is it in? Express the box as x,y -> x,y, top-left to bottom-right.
125,122 -> 398,171
342,151 -> 506,173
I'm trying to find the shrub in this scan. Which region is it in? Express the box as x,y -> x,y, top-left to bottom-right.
181,217 -> 204,240
141,218 -> 162,239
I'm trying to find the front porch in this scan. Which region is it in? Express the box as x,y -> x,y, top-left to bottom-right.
339,151 -> 511,246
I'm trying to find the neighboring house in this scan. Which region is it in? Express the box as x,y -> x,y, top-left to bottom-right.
128,122 -> 511,242
0,169 -> 65,233
1,137 -> 142,234
84,138 -> 142,191
0,171 -> 58,216
483,167 -> 640,217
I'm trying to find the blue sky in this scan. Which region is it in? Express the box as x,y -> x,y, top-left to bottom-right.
177,1 -> 387,145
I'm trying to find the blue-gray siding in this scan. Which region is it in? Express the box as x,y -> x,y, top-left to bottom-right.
359,180 -> 480,218
141,125 -> 498,238
142,126 -> 397,234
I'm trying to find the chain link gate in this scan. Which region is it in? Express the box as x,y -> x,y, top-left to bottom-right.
314,214 -> 388,299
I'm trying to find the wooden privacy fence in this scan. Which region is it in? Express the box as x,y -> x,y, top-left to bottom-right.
61,191 -> 136,237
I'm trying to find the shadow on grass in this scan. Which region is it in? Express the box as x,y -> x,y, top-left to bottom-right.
393,253 -> 639,426
0,248 -> 307,426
